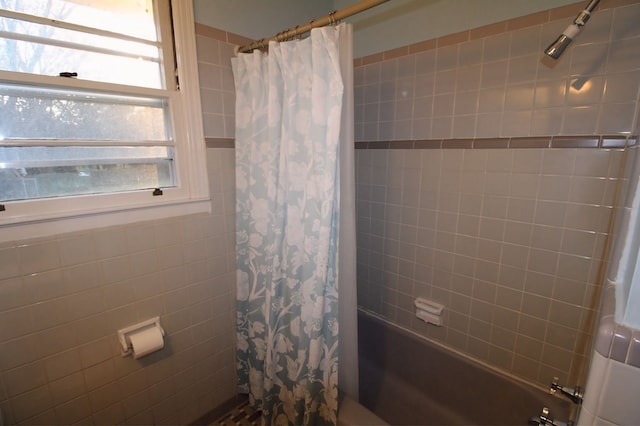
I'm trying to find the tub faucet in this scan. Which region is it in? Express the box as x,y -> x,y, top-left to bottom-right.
529,407 -> 574,426
550,377 -> 583,404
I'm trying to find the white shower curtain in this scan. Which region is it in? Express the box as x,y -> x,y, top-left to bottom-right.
336,24 -> 359,402
610,146 -> 640,328
232,23 -> 357,425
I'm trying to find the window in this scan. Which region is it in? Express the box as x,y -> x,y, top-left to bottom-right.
0,0 -> 165,87
0,0 -> 208,238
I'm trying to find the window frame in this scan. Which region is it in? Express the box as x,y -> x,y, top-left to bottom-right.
0,0 -> 209,242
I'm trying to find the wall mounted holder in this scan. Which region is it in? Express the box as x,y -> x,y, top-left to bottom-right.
414,297 -> 445,326
117,316 -> 165,359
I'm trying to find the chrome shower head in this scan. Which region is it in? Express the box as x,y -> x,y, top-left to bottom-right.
544,0 -> 600,60
544,24 -> 580,59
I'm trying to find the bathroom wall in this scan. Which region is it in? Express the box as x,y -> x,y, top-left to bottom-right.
194,24 -> 244,140
0,186 -> 237,425
190,0 -> 640,397
193,0 -> 640,421
0,27 -> 240,426
576,89 -> 640,424
193,0 -> 333,43
334,0 -> 579,58
8,1 -> 638,424
354,0 -> 640,388
193,0 -> 584,59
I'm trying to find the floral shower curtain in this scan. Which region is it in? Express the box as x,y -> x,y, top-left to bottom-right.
232,24 -> 353,425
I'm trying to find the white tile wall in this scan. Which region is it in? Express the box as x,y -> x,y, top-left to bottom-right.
579,351 -> 640,425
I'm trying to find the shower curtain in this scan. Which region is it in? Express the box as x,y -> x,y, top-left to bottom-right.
610,146 -> 640,329
232,23 -> 356,425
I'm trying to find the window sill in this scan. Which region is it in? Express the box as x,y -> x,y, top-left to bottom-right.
0,198 -> 211,243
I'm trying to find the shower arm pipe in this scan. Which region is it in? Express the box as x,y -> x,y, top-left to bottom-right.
235,0 -> 390,54
576,0 -> 601,25
544,0 -> 600,59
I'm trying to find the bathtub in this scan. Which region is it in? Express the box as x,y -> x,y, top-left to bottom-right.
338,393 -> 388,425
198,392 -> 389,426
200,392 -> 386,426
357,310 -> 573,425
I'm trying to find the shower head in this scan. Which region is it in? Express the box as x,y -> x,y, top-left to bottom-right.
544,0 -> 600,60
544,24 -> 580,59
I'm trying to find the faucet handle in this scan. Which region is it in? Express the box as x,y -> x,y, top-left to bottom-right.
531,407 -> 573,426
550,376 -> 560,395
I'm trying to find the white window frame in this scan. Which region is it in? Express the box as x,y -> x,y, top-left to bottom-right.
0,0 -> 209,242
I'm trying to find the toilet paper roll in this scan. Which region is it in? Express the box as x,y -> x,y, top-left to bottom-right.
129,326 -> 164,359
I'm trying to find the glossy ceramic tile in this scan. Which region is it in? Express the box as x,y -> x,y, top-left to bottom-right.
355,5 -> 640,142
0,151 -> 237,425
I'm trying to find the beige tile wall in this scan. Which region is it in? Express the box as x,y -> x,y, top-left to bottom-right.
195,23 -> 247,140
0,151 -> 237,424
354,1 -> 640,142
0,27 -> 240,426
356,144 -> 624,386
354,1 -> 640,388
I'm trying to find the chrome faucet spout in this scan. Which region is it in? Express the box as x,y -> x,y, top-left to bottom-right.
530,407 -> 574,426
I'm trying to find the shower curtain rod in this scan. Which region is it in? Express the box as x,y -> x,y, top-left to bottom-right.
236,0 -> 390,53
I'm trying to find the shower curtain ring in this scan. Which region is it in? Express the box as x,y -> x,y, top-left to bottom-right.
329,11 -> 337,25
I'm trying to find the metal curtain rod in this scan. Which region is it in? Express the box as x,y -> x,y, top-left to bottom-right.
236,0 -> 390,53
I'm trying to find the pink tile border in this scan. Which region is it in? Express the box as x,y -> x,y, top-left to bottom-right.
469,21 -> 507,41
408,39 -> 437,54
194,23 -> 253,46
436,31 -> 469,48
506,10 -> 550,31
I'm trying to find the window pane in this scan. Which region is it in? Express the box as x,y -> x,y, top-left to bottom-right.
0,0 -> 157,41
0,16 -> 159,58
0,83 -> 168,141
0,36 -> 163,87
0,146 -> 175,201
0,0 -> 163,87
0,0 -> 183,206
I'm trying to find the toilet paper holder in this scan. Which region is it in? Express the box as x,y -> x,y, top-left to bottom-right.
414,297 -> 444,315
117,316 -> 165,357
414,297 -> 444,326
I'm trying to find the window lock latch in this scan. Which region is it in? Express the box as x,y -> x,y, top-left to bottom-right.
152,188 -> 163,196
0,204 -> 5,212
59,72 -> 78,78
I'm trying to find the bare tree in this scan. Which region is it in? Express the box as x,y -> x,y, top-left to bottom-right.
0,0 -> 74,74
